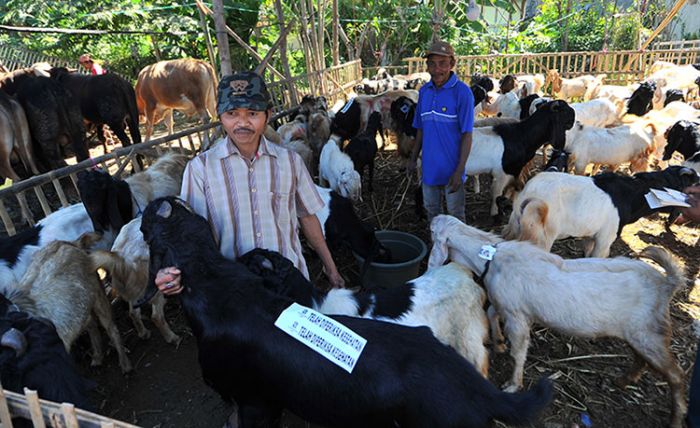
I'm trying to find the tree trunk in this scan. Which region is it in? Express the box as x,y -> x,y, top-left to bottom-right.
212,0 -> 232,75
332,0 -> 339,65
432,0 -> 444,41
561,0 -> 572,51
274,0 -> 298,105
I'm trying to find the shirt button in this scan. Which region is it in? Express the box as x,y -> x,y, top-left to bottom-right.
254,210 -> 258,215
249,168 -> 253,173
251,188 -> 256,193
256,232 -> 261,237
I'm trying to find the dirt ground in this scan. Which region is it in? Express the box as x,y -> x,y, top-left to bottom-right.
11,124 -> 700,427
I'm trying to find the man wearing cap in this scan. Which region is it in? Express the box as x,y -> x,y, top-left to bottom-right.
154,71 -> 345,297
408,40 -> 474,224
78,54 -> 106,75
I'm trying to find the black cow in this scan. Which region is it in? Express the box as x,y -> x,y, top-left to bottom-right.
0,67 -> 89,171
49,67 -> 141,148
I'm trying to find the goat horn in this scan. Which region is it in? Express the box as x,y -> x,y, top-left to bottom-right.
1,328 -> 27,357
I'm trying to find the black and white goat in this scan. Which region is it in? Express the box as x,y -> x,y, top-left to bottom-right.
504,166 -> 699,257
313,185 -> 391,264
238,248 -> 490,377
0,293 -> 93,412
77,152 -> 188,235
138,196 -> 553,428
663,120 -> 700,173
344,112 -> 382,192
465,100 -> 576,217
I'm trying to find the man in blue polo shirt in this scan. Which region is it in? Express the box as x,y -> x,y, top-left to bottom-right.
408,40 -> 474,224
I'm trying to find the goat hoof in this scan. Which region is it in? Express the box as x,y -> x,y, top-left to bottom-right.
502,383 -> 521,393
167,333 -> 183,347
137,329 -> 152,340
494,342 -> 507,354
120,359 -> 134,374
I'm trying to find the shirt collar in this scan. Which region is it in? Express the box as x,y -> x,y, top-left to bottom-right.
427,71 -> 458,90
211,135 -> 279,160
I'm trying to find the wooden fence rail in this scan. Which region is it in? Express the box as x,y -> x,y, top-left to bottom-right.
0,122 -> 218,237
404,47 -> 700,85
652,39 -> 700,50
0,384 -> 139,428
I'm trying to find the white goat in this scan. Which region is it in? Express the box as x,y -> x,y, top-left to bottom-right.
481,91 -> 520,118
91,217 -> 180,345
428,215 -> 686,428
565,121 -> 656,175
647,63 -> 700,92
570,98 -> 624,128
516,74 -> 545,97
547,69 -> 604,100
319,138 -> 362,202
7,237 -> 132,373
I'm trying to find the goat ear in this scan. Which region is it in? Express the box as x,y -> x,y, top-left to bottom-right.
428,238 -> 449,269
156,200 -> 173,218
1,327 -> 27,357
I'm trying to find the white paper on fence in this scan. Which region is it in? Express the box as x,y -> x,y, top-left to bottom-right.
275,302 -> 367,374
645,188 -> 690,209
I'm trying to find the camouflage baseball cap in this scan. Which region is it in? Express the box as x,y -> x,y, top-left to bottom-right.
217,71 -> 272,115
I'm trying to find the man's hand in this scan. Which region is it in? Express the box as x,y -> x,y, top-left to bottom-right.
155,267 -> 183,295
681,185 -> 700,223
447,170 -> 462,193
324,267 -> 345,289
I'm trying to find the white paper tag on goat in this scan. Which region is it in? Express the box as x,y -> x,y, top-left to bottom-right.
340,97 -> 354,114
645,188 -> 690,208
478,244 -> 497,260
275,303 -> 366,374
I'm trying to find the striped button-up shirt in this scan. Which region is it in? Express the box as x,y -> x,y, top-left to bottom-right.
180,136 -> 324,278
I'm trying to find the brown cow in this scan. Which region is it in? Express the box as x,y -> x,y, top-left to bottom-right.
135,59 -> 217,148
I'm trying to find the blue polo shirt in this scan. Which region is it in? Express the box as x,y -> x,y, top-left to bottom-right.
412,72 -> 474,186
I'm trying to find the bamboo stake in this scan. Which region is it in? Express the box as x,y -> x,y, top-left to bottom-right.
195,1 -> 217,73
211,0 -> 232,75
274,0 -> 299,105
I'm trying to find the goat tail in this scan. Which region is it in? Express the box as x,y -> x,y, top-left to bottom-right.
639,246 -> 686,295
491,377 -> 553,426
90,250 -> 131,296
515,198 -> 549,246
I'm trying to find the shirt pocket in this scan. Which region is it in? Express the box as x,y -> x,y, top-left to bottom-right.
271,191 -> 293,226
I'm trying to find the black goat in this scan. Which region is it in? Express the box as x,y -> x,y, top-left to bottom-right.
664,89 -> 686,107
77,168 -> 133,234
139,196 -> 553,428
627,81 -> 656,116
663,120 -> 700,162
49,67 -> 141,148
344,112 -> 382,192
0,294 -> 92,412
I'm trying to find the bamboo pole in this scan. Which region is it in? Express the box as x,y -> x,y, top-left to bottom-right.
195,0 -> 217,74
332,0 -> 339,66
640,0 -> 688,50
211,0 -> 232,75
273,0 -> 298,105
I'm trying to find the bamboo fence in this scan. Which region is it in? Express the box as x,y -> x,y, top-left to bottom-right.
404,47 -> 700,85
0,123 -> 217,237
652,39 -> 700,50
0,44 -> 83,73
0,384 -> 139,428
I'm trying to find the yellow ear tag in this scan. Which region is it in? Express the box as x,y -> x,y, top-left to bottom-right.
442,107 -> 447,112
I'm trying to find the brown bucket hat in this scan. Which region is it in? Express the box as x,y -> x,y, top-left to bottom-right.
424,40 -> 455,58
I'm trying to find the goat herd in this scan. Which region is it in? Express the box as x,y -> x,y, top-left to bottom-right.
0,58 -> 698,427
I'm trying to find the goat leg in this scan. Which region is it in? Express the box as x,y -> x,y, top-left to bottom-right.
86,318 -> 104,367
151,293 -> 181,345
93,291 -> 133,373
128,303 -> 151,340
